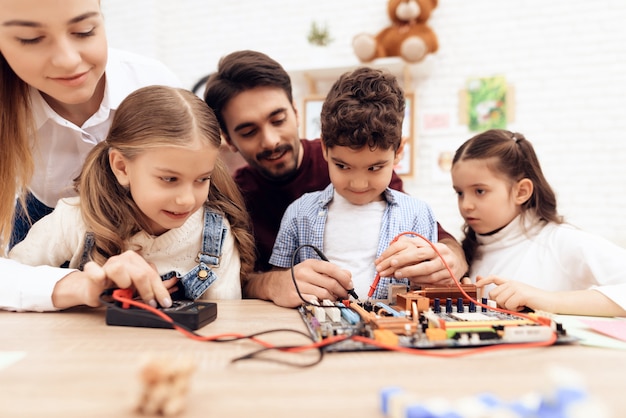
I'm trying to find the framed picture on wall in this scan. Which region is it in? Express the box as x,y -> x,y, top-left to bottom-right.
465,75 -> 508,132
302,96 -> 325,139
394,93 -> 414,177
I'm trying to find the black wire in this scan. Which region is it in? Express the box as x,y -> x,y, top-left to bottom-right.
290,244 -> 327,305
230,343 -> 324,368
211,328 -> 317,344
226,327 -> 325,367
229,327 -> 325,368
290,244 -> 354,306
99,289 -> 325,367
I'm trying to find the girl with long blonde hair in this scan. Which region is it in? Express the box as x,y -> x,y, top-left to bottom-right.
11,86 -> 255,301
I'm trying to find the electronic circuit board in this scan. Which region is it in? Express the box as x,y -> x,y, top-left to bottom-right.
298,285 -> 578,352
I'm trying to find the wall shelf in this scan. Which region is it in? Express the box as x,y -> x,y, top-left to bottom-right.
288,57 -> 434,96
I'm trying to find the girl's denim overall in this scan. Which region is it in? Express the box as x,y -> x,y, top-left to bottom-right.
80,208 -> 226,300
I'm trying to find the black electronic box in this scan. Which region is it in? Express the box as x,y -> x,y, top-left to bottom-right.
106,300 -> 217,330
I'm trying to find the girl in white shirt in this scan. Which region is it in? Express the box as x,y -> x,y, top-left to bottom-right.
10,86 -> 255,301
451,129 -> 626,317
0,0 -> 179,311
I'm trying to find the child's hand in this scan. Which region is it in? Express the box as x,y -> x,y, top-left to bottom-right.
375,236 -> 462,286
98,251 -> 173,308
476,275 -> 554,312
290,259 -> 353,303
52,251 -> 173,310
247,259 -> 353,308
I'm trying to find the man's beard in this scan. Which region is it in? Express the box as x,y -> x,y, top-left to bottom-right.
255,144 -> 299,182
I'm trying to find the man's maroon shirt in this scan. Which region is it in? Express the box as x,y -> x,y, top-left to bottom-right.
234,139 -> 452,271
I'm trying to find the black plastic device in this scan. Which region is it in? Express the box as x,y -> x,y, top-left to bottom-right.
105,300 -> 217,330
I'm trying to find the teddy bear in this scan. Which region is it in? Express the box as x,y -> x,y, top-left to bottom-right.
353,0 -> 439,64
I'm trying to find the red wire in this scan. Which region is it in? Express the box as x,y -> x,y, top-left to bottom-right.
111,230 -> 560,360
111,292 -> 277,348
370,231 -> 548,323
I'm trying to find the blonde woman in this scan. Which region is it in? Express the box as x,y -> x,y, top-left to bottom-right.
0,0 -> 180,310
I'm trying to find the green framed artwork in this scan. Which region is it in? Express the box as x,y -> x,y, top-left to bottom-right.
466,75 -> 508,132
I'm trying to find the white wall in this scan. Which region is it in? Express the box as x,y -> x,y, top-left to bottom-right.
102,0 -> 626,245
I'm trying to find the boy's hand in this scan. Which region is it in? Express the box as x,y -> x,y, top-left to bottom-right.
244,259 -> 353,308
375,236 -> 466,286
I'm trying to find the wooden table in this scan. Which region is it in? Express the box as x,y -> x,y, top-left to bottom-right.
1,300 -> 623,417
